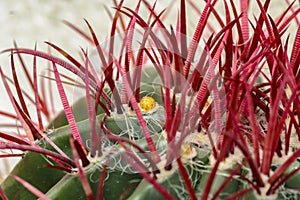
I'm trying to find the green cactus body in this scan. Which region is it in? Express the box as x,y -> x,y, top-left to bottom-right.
0,110 -> 161,199
196,169 -> 241,200
0,113 -> 103,199
42,166 -> 141,200
42,132 -> 169,199
104,105 -> 165,138
283,161 -> 300,189
269,160 -> 300,200
128,164 -> 202,200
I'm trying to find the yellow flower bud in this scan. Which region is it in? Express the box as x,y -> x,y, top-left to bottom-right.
140,96 -> 156,111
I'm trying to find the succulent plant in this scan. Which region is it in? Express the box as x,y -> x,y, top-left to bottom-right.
0,0 -> 300,199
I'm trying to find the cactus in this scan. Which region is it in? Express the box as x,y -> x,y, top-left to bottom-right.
0,1 -> 300,200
